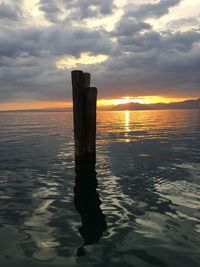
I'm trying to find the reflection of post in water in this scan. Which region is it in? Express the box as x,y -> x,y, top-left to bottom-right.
71,70 -> 106,256
74,162 -> 106,256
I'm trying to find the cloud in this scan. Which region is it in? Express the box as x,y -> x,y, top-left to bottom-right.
0,23 -> 115,101
116,30 -> 200,52
70,0 -> 116,19
38,0 -> 116,23
39,0 -> 61,23
113,18 -> 152,36
124,0 -> 182,20
95,28 -> 200,98
166,17 -> 200,30
0,2 -> 22,21
0,27 -> 41,58
0,0 -> 200,105
0,24 -> 114,58
45,26 -> 115,57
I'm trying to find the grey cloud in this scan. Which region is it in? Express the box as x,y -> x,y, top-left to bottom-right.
125,0 -> 182,20
0,27 -> 42,57
166,17 -> 200,30
45,26 -> 115,56
0,23 -> 115,102
0,25 -> 114,58
113,30 -> 200,68
39,0 -> 61,23
117,31 -> 200,53
156,46 -> 200,84
117,31 -> 161,52
113,19 -> 152,36
38,0 -> 116,23
64,0 -> 116,19
0,53 -> 68,101
95,47 -> 200,98
93,28 -> 200,98
0,0 -> 199,104
1,20 -> 200,101
0,2 -> 22,21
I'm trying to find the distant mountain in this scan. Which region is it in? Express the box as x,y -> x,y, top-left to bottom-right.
150,98 -> 200,109
112,102 -> 152,110
111,98 -> 200,111
1,98 -> 200,113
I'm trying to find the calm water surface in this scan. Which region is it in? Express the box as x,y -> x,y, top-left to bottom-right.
0,110 -> 200,267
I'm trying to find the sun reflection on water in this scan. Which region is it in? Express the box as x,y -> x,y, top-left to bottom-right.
125,110 -> 130,142
125,110 -> 129,131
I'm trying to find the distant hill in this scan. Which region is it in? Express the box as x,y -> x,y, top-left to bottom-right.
150,98 -> 200,109
1,98 -> 200,112
111,98 -> 200,111
112,102 -> 152,110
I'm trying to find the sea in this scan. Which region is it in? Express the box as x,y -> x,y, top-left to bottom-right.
0,110 -> 199,267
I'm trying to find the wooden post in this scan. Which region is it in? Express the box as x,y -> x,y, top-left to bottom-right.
71,70 -> 86,160
84,73 -> 91,88
85,87 -> 97,163
72,71 -> 105,253
71,70 -> 97,166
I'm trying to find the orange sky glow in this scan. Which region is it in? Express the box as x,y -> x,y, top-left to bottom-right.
0,96 -> 194,111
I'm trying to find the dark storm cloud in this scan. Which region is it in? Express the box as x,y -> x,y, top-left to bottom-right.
39,0 -> 116,23
0,2 -> 22,21
125,0 -> 182,20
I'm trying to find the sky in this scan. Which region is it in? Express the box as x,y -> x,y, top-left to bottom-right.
0,0 -> 200,110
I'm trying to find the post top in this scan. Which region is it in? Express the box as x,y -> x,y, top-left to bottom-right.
71,70 -> 83,74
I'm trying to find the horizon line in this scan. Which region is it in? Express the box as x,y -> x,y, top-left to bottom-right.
0,97 -> 199,112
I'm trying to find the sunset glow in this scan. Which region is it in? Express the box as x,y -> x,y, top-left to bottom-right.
1,0 -> 199,107
1,96 -> 194,111
0,101 -> 71,111
56,53 -> 108,69
97,96 -> 190,107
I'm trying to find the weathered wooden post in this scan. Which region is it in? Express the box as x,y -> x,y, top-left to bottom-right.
71,70 -> 97,167
72,71 -> 106,254
85,87 -> 97,163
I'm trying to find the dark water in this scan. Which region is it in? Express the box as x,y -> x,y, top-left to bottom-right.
0,110 -> 200,267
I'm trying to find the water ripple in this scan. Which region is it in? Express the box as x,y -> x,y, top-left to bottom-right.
0,110 -> 200,266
